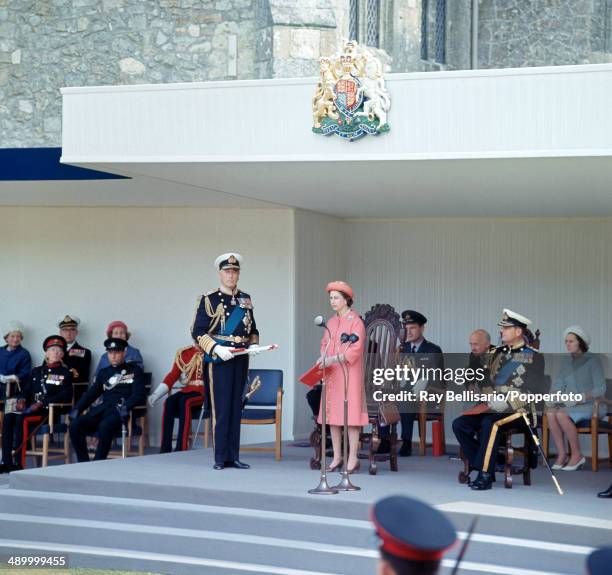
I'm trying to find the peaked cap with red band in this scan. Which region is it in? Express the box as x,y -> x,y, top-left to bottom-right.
371,496 -> 457,562
43,335 -> 67,352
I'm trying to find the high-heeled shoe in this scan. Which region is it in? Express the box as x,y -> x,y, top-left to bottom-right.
552,456 -> 569,470
561,456 -> 585,471
326,460 -> 343,472
347,461 -> 360,474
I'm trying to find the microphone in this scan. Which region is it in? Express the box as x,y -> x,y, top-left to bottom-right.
348,333 -> 360,344
340,333 -> 350,343
314,315 -> 326,328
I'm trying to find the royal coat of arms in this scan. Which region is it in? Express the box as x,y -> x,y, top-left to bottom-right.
312,40 -> 391,140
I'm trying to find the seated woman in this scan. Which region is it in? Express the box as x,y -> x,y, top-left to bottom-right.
0,335 -> 73,473
547,326 -> 605,471
0,321 -> 32,401
148,344 -> 205,453
94,321 -> 144,377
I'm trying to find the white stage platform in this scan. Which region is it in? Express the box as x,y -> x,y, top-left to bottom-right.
0,444 -> 610,574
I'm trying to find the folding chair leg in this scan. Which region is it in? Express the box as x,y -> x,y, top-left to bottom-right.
419,414 -> 426,456
275,418 -> 281,461
204,418 -> 210,449
592,431 -> 598,472
64,431 -> 70,464
42,434 -> 49,468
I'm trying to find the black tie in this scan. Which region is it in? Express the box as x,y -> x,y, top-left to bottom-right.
411,345 -> 417,353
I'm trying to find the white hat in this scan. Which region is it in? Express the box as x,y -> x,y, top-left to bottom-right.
214,252 -> 243,270
58,315 -> 81,328
497,309 -> 532,328
3,320 -> 25,338
563,325 -> 591,347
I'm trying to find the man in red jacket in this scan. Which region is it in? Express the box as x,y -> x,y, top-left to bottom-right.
149,345 -> 205,453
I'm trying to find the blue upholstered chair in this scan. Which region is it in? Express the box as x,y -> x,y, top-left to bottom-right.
241,369 -> 283,460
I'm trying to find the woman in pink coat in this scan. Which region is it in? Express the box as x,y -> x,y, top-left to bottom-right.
317,281 -> 368,473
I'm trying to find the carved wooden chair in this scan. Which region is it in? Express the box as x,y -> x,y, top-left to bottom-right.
358,303 -> 401,475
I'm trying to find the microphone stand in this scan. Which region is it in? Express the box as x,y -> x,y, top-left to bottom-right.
333,334 -> 360,491
309,320 -> 338,495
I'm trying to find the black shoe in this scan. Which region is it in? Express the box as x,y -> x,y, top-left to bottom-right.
0,463 -> 11,474
377,439 -> 390,455
471,471 -> 494,491
213,463 -> 225,470
232,460 -> 250,469
10,463 -> 22,472
597,483 -> 612,498
399,443 -> 412,457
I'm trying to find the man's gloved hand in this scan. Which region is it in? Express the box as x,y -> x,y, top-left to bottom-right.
69,408 -> 79,421
214,346 -> 234,362
118,404 -> 129,421
148,383 -> 169,407
488,399 -> 509,413
0,374 -> 18,384
0,375 -> 7,384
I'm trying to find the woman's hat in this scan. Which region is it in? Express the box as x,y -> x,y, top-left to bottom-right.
325,281 -> 354,299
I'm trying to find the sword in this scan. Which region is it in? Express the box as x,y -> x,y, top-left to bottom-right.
229,344 -> 279,356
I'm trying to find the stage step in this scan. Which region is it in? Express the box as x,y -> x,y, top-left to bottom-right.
0,487 -> 594,575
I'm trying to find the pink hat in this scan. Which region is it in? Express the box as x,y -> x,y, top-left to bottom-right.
326,281 -> 354,299
106,320 -> 129,337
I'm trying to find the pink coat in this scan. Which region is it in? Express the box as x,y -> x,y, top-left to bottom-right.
317,310 -> 369,426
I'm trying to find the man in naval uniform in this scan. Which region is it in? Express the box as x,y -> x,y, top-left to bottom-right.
191,252 -> 259,470
452,309 -> 545,490
58,315 -> 92,402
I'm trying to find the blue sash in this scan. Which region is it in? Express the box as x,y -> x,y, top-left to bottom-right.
203,305 -> 247,364
494,349 -> 533,388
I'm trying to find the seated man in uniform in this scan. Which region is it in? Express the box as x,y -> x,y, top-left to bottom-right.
148,344 -> 205,453
453,309 -> 545,490
371,495 -> 457,575
69,338 -> 145,462
397,310 -> 443,457
0,335 -> 73,473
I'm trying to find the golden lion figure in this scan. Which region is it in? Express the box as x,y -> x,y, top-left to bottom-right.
312,57 -> 339,129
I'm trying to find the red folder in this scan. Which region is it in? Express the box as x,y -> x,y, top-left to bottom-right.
299,364 -> 324,387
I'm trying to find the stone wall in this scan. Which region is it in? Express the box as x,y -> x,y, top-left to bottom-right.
1,0 -> 257,147
477,0 -> 594,68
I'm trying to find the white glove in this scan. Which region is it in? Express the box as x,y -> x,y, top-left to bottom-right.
412,379 -> 427,394
148,383 -> 169,407
0,375 -> 7,384
1,374 -> 18,384
214,345 -> 234,362
488,399 -> 509,413
248,344 -> 262,356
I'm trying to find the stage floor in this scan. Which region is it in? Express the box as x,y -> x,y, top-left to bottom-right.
0,443 -> 611,574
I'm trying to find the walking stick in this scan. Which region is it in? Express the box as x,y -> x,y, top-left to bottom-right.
520,412 -> 564,495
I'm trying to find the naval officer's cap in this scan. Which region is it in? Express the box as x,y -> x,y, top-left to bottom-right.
372,496 -> 456,563
58,315 -> 80,329
401,310 -> 427,326
215,252 -> 242,271
497,309 -> 532,329
104,337 -> 128,352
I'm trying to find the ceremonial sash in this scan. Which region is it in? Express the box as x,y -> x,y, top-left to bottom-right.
494,350 -> 533,388
204,305 -> 247,364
